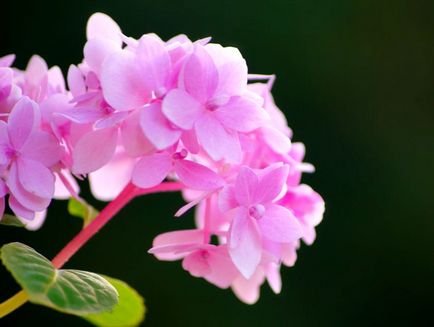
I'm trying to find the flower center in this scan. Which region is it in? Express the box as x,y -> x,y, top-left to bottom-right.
172,149 -> 188,160
205,100 -> 219,112
101,101 -> 115,115
200,250 -> 210,260
248,204 -> 265,220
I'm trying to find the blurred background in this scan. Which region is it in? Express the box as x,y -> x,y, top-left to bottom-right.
1,0 -> 433,326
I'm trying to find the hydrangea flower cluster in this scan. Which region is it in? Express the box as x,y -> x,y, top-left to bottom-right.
0,13 -> 324,303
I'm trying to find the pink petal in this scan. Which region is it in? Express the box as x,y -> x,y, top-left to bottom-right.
204,246 -> 239,288
94,111 -> 130,129
25,55 -> 48,86
131,152 -> 172,188
21,131 -> 62,167
67,65 -> 86,97
47,66 -> 66,93
72,126 -> 118,174
89,151 -> 135,201
281,242 -> 299,267
228,208 -> 262,279
174,160 -> 224,191
58,107 -> 105,124
101,50 -> 151,110
17,157 -> 55,199
0,68 -> 13,101
120,110 -> 154,157
140,103 -> 181,150
8,97 -> 40,150
218,185 -> 238,212
255,164 -> 289,203
265,262 -> 282,294
180,129 -> 200,154
234,166 -> 258,206
136,34 -> 171,91
260,126 -> 292,154
54,170 -> 80,200
182,250 -> 212,277
86,12 -> 122,46
21,210 -> 46,231
231,268 -> 265,304
182,46 -> 218,102
259,204 -> 302,243
84,38 -> 121,75
215,96 -> 269,133
150,229 -> 204,260
195,113 -> 242,163
9,196 -> 34,220
0,179 -> 8,197
0,121 -> 10,155
0,54 -> 15,67
162,89 -> 203,130
7,162 -> 50,211
206,44 -> 247,96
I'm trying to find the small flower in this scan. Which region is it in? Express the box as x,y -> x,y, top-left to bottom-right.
220,164 -> 303,278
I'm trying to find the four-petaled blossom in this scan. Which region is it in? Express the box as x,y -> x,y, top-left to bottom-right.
219,164 -> 303,278
0,97 -> 61,219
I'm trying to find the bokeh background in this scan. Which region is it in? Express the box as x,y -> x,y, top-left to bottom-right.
1,0 -> 433,326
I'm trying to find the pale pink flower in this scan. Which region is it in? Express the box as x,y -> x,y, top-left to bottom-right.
162,45 -> 268,162
0,97 -> 62,219
219,164 -> 303,278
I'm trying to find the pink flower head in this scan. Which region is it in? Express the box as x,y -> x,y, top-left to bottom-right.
0,13 -> 325,305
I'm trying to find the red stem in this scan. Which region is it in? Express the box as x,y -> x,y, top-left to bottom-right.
52,182 -> 183,269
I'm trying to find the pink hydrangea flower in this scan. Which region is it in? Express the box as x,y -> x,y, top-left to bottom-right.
219,164 -> 303,278
162,45 -> 269,162
0,12 -> 325,304
0,97 -> 62,219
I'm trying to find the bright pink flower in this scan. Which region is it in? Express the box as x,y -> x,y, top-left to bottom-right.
219,164 -> 303,278
163,45 -> 269,162
101,33 -> 174,111
0,97 -> 62,219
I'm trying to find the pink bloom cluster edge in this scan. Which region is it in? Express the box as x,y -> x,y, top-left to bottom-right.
0,13 -> 325,304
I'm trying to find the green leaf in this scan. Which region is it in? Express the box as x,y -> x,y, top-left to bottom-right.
83,277 -> 146,327
0,214 -> 25,228
0,242 -> 118,315
68,197 -> 99,227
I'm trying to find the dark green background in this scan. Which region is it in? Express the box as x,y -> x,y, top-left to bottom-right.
1,0 -> 433,326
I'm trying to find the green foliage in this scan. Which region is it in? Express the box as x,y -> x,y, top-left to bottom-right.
68,197 -> 99,227
83,276 -> 146,327
0,242 -> 118,315
0,214 -> 25,228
